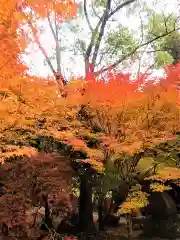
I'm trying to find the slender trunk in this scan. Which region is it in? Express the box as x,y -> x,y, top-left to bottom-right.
56,40 -> 61,72
126,214 -> 133,240
78,169 -> 95,233
98,197 -> 105,231
85,59 -> 89,77
43,194 -> 53,229
54,12 -> 61,74
102,196 -> 121,227
105,197 -> 113,215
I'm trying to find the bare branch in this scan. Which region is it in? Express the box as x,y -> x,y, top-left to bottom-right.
27,17 -> 66,86
108,0 -> 136,19
27,20 -> 56,76
144,60 -> 158,75
136,12 -> 146,77
139,12 -> 144,44
91,0 -> 101,20
136,45 -> 148,77
162,12 -> 168,33
54,12 -> 61,73
47,13 -> 56,41
76,39 -> 86,58
84,0 -> 93,32
96,48 -> 111,67
139,49 -> 165,54
85,11 -> 105,69
47,12 -> 65,82
91,0 -> 112,65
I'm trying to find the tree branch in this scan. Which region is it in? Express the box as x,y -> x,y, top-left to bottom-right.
95,27 -> 180,75
93,0 -> 136,62
54,12 -> 61,73
96,48 -> 110,68
108,0 -> 136,19
84,0 -> 93,32
27,18 -> 66,86
91,0 -> 101,20
91,0 -> 112,65
47,13 -> 56,41
85,0 -> 136,73
27,20 -> 56,76
136,12 -> 146,77
84,12 -> 105,72
136,45 -> 148,77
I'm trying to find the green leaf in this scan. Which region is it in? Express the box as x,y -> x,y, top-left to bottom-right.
106,26 -> 137,56
93,0 -> 107,8
137,157 -> 154,171
145,11 -> 180,66
155,51 -> 174,68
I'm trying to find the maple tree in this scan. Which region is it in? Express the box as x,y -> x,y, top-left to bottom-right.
61,65 -> 179,231
0,152 -> 74,237
0,0 -> 180,238
0,72 -> 79,238
0,0 -> 79,237
0,63 -> 179,236
0,0 -> 27,82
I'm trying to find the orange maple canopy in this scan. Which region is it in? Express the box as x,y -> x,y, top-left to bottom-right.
69,68 -> 178,149
0,66 -> 178,142
0,0 -> 28,81
15,0 -> 78,19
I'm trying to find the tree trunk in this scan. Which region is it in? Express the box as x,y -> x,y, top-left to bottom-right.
42,195 -> 53,230
78,169 -> 95,233
104,197 -> 111,215
98,198 -> 104,231
126,214 -> 133,240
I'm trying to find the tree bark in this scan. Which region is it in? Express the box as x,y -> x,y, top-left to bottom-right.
126,214 -> 133,240
98,198 -> 105,231
42,194 -> 53,230
78,169 -> 95,233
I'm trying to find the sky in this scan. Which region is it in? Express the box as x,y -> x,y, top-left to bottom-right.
21,0 -> 180,80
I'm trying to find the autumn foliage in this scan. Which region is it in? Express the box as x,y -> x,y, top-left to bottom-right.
0,0 -> 27,81
0,60 -> 179,236
0,0 -> 180,238
16,0 -> 78,19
